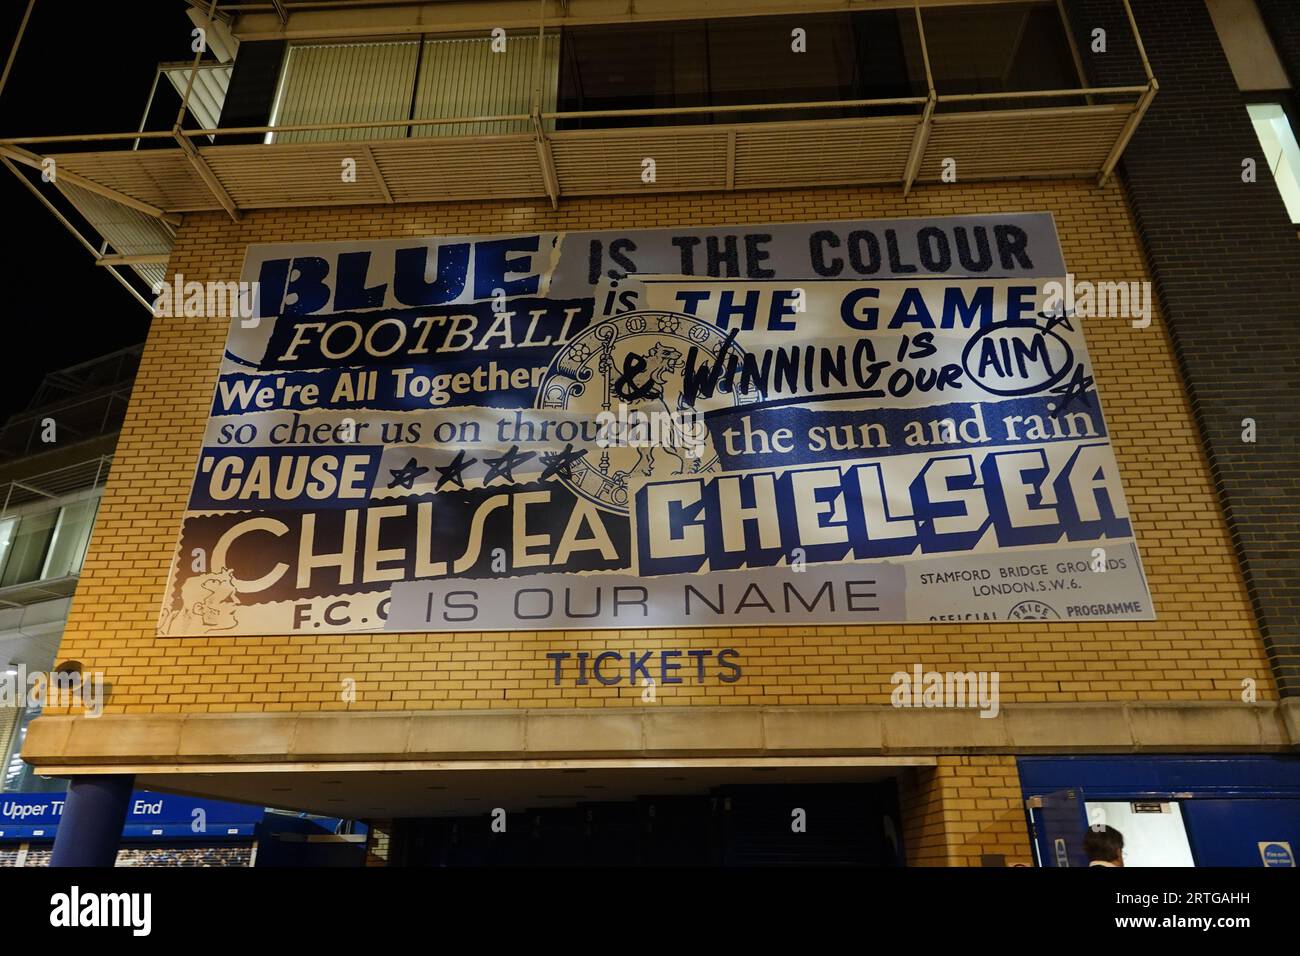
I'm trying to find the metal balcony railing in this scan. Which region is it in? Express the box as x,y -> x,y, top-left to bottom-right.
0,0 -> 1158,312
0,456 -> 112,512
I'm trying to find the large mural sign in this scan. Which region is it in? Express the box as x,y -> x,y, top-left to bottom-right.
159,214 -> 1154,636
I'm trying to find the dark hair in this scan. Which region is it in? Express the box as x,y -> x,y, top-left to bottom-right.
1083,825 -> 1124,863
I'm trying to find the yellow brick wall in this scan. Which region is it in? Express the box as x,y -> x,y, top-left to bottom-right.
49,180 -> 1274,715
901,755 -> 1034,866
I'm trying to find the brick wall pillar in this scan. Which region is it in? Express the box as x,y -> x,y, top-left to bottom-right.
364,819 -> 393,867
1062,0 -> 1300,696
899,756 -> 1033,867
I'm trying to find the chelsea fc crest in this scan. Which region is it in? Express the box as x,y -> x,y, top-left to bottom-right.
537,310 -> 757,514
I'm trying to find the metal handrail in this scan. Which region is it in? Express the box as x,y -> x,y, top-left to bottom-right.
0,0 -> 1160,319
0,83 -> 1150,150
0,0 -> 1156,153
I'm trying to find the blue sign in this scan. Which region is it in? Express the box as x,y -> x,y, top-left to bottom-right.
1259,841 -> 1295,867
0,791 -> 264,841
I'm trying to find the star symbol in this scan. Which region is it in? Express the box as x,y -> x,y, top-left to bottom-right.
1037,308 -> 1075,335
539,444 -> 589,481
434,450 -> 477,491
1050,363 -> 1095,419
483,445 -> 536,485
386,457 -> 430,490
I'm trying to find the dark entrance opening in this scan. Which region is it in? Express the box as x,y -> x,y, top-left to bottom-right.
389,781 -> 904,866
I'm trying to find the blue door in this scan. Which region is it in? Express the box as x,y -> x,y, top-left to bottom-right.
1181,799 -> 1300,866
1019,756 -> 1300,868
1027,788 -> 1088,867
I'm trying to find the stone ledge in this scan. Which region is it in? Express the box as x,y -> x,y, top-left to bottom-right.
24,701 -> 1298,770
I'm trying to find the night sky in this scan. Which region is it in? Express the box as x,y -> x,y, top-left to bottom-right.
0,2 -> 196,422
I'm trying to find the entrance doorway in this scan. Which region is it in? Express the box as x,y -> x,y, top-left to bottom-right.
389,781 -> 904,866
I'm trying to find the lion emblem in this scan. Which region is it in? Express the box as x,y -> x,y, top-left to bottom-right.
610,341 -> 712,482
538,310 -> 757,514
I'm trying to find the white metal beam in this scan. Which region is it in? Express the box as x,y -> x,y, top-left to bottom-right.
0,0 -> 38,101
902,94 -> 935,196
531,110 -> 560,209
902,1 -> 935,196
93,253 -> 172,267
0,144 -> 182,226
361,145 -> 394,203
173,128 -> 242,221
1098,79 -> 1158,187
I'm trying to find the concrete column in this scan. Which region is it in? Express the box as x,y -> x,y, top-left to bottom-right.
49,775 -> 134,867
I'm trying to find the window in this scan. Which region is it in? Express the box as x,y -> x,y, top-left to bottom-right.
2,700 -> 63,794
0,496 -> 101,588
268,41 -> 421,143
413,34 -> 559,136
556,4 -> 1082,129
556,12 -> 914,129
41,498 -> 99,580
1247,101 -> 1300,225
0,511 -> 57,587
705,13 -> 913,122
261,5 -> 1084,137
0,518 -> 15,578
910,1 -> 1082,97
268,35 -> 559,142
557,20 -> 711,127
